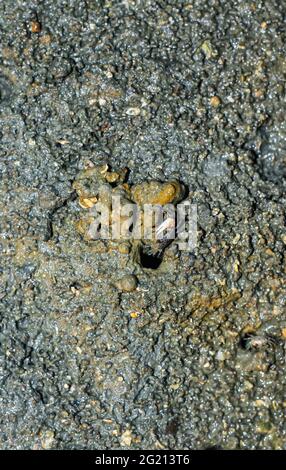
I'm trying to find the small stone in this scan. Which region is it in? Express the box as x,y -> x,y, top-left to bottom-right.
31,21 -> 41,33
201,40 -> 214,59
115,274 -> 138,292
216,350 -> 225,361
130,311 -> 139,318
265,248 -> 275,256
170,383 -> 180,390
254,89 -> 264,98
120,429 -> 132,447
254,399 -> 268,408
105,171 -> 120,183
233,259 -> 240,272
155,440 -> 166,449
126,107 -> 141,116
210,96 -> 221,107
70,286 -> 80,296
79,196 -> 98,209
98,97 -> 107,106
232,234 -> 241,244
203,361 -> 211,368
56,139 -> 69,145
244,380 -> 254,390
103,419 -> 113,424
41,430 -> 54,449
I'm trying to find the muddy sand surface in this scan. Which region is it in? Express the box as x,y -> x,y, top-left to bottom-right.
0,0 -> 286,449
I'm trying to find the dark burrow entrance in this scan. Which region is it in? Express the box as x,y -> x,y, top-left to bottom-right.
139,246 -> 163,269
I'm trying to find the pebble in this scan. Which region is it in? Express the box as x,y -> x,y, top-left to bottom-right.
115,274 -> 138,292
210,96 -> 221,107
41,430 -> 54,449
120,429 -> 132,447
126,107 -> 141,116
78,196 -> 98,209
31,21 -> 41,33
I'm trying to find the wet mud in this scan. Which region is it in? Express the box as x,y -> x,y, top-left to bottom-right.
0,0 -> 286,450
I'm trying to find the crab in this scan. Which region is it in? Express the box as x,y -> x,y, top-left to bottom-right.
242,332 -> 277,351
73,164 -> 187,268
